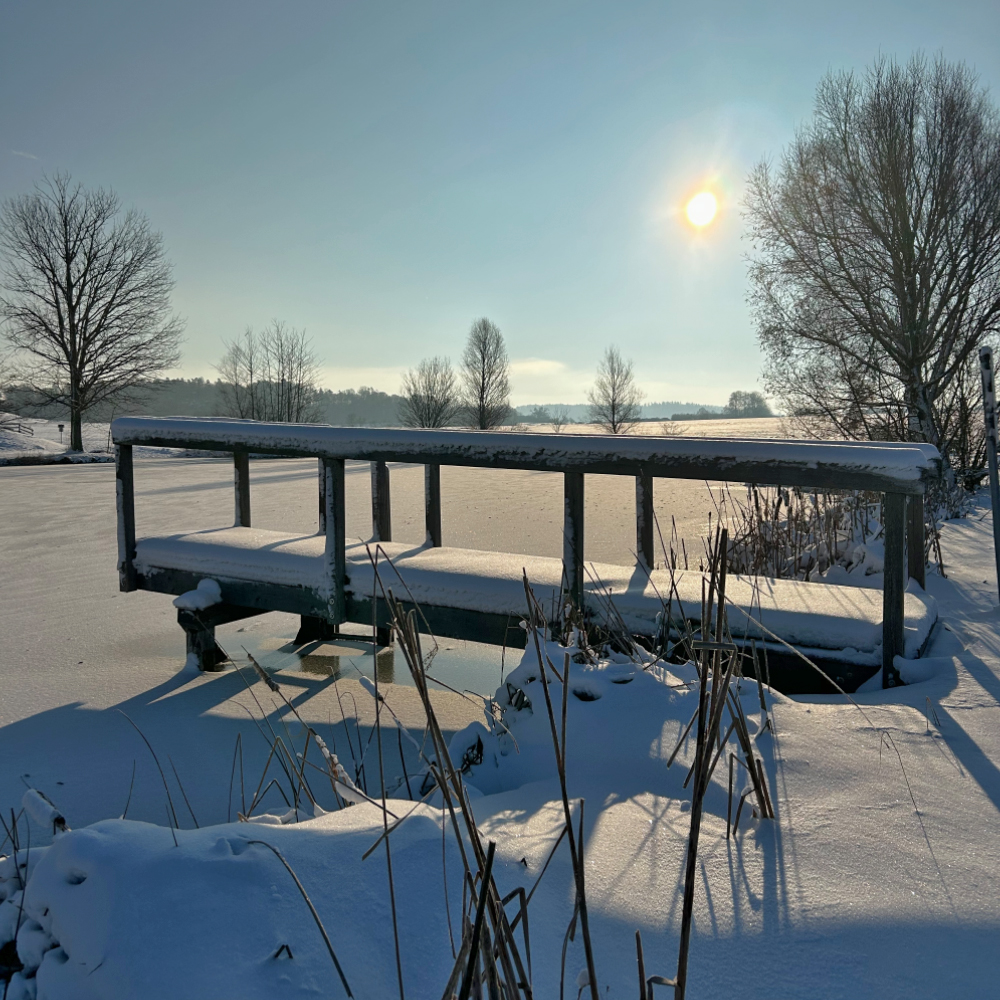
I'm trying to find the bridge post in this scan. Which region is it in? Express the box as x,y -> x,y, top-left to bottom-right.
115,444 -> 137,592
636,471 -> 654,569
317,458 -> 326,533
564,472 -> 584,612
882,491 -> 906,687
425,464 -> 442,547
907,494 -> 925,588
371,460 -> 392,542
323,458 -> 346,625
234,450 -> 251,527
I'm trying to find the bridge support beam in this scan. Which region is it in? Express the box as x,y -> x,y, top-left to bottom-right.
563,472 -> 584,613
323,458 -> 346,626
371,460 -> 392,542
425,464 -> 442,547
907,494 -> 925,588
636,471 -> 654,569
882,491 -> 906,688
115,444 -> 137,592
234,450 -> 251,527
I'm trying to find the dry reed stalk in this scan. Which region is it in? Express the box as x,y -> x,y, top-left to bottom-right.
372,629 -> 406,1000
386,594 -> 530,998
522,575 -> 599,1000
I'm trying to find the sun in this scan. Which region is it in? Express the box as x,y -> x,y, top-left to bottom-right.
686,191 -> 718,227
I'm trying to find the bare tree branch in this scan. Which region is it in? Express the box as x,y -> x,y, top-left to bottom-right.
399,356 -> 460,427
745,55 -> 1000,468
216,321 -> 321,423
461,318 -> 511,429
588,346 -> 643,434
0,174 -> 183,450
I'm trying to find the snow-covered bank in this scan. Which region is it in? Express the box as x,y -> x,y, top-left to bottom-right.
2,456 -> 999,998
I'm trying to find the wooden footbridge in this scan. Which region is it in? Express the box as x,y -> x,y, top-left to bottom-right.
112,417 -> 941,691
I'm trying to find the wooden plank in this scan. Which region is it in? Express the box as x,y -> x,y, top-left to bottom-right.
425,463 -> 442,547
317,457 -> 326,534
115,444 -> 137,592
636,471 -> 654,569
324,457 -> 347,625
564,472 -> 585,611
882,492 -> 906,687
233,450 -> 251,527
371,460 -> 392,542
907,494 -> 925,588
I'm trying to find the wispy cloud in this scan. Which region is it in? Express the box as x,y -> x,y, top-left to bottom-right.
11,150 -> 39,160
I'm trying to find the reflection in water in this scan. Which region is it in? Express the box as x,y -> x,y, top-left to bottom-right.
232,623 -> 511,698
297,640 -> 395,684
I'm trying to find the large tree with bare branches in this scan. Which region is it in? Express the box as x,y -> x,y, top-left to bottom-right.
0,174 -> 183,450
461,317 -> 511,429
745,55 -> 1000,465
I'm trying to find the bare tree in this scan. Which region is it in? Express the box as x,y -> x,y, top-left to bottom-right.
0,174 -> 182,450
461,317 -> 511,429
745,55 -> 1000,465
550,405 -> 570,433
723,391 -> 772,419
588,346 -> 644,433
398,356 -> 460,427
217,321 -> 320,422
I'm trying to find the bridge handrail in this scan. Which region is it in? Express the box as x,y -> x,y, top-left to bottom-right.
111,417 -> 939,494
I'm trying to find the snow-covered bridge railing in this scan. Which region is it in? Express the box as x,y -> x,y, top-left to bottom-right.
111,417 -> 942,689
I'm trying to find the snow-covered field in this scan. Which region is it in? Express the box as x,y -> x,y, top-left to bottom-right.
1,454 -> 999,998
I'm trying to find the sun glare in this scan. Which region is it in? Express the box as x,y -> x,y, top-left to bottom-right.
686,191 -> 718,227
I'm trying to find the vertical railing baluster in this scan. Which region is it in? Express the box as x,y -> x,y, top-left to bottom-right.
317,458 -> 326,534
234,450 -> 251,527
425,463 -> 442,547
882,492 -> 906,687
371,460 -> 392,542
907,494 -> 925,588
636,471 -> 654,569
563,472 -> 585,612
323,458 -> 346,626
116,443 -> 137,592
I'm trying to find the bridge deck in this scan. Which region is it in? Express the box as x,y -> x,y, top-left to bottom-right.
135,527 -> 937,670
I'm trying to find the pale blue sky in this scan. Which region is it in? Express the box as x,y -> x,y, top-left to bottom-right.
3,1 -> 999,404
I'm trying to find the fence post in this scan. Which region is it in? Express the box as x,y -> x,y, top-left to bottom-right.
234,450 -> 251,527
323,458 -> 346,625
907,494 -> 925,588
115,444 -> 137,592
425,464 -> 442,547
371,460 -> 392,542
564,472 -> 585,612
636,471 -> 654,569
979,346 -> 1000,603
882,492 -> 906,687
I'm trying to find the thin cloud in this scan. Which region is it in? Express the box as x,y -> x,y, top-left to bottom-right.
11,150 -> 39,160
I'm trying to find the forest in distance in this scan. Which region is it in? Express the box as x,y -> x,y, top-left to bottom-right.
1,378 -> 732,428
